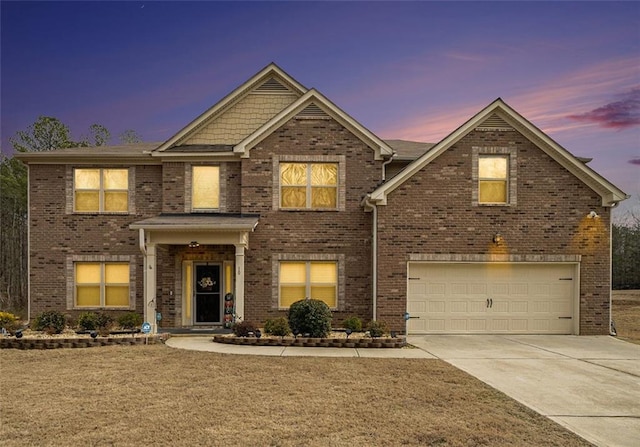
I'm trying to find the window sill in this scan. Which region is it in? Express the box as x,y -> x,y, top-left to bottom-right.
278,208 -> 339,212
73,211 -> 131,215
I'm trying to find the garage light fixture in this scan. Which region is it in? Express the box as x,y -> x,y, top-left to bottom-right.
493,233 -> 503,244
189,241 -> 200,248
588,211 -> 600,219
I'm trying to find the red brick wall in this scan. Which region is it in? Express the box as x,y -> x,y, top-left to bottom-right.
376,129 -> 610,334
28,164 -> 163,320
241,117 -> 383,326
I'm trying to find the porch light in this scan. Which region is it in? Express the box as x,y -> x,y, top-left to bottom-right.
189,241 -> 200,248
588,211 -> 600,219
493,233 -> 503,244
345,328 -> 352,339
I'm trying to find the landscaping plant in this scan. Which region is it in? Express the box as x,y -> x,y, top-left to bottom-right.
288,299 -> 332,338
264,317 -> 290,337
32,310 -> 66,334
367,320 -> 388,338
232,320 -> 257,337
342,316 -> 362,332
117,312 -> 143,330
0,311 -> 20,333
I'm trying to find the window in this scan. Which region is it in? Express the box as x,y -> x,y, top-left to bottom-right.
279,261 -> 337,308
478,156 -> 508,204
280,163 -> 337,209
192,166 -> 220,210
74,168 -> 128,212
75,262 -> 130,308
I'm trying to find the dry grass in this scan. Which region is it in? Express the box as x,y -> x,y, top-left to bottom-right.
612,289 -> 640,344
1,346 -> 591,447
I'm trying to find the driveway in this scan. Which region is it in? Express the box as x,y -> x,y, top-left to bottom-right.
407,335 -> 640,447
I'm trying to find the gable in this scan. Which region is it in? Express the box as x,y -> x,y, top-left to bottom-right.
155,64 -> 306,152
234,89 -> 394,160
369,99 -> 628,207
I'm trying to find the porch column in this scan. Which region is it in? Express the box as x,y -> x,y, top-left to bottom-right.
145,242 -> 158,334
234,244 -> 245,321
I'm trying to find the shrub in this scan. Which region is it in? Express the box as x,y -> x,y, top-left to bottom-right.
0,311 -> 20,333
117,312 -> 143,330
264,317 -> 290,337
77,312 -> 114,331
342,316 -> 362,332
288,299 -> 332,338
233,320 -> 257,337
367,320 -> 388,338
33,310 -> 66,334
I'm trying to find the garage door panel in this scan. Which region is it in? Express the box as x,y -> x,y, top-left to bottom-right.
407,263 -> 575,334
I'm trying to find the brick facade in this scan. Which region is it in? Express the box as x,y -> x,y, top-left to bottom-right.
376,129 -> 610,334
21,67 -> 622,336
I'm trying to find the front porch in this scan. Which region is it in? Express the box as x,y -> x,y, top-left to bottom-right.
130,214 -> 259,333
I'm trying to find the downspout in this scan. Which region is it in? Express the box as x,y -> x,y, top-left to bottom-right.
26,165 -> 31,323
609,204 -> 616,336
364,195 -> 377,322
381,151 -> 396,181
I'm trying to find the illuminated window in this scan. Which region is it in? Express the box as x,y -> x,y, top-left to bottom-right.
192,166 -> 220,210
478,156 -> 508,204
280,163 -> 337,209
74,168 -> 128,212
75,262 -> 130,308
279,261 -> 337,308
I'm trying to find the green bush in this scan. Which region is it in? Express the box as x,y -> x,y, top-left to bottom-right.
117,312 -> 143,330
264,317 -> 290,337
367,320 -> 388,338
342,316 -> 362,332
33,310 -> 66,334
288,299 -> 332,338
77,312 -> 114,331
233,321 -> 257,337
0,311 -> 20,333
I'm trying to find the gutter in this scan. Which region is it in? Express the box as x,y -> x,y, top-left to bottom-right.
363,195 -> 378,322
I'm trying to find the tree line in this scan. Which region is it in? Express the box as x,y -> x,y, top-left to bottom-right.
0,117 -> 141,313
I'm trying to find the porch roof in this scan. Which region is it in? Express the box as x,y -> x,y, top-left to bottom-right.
130,213 -> 260,231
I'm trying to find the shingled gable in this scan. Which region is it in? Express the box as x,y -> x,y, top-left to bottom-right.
368,98 -> 629,206
153,63 -> 307,154
234,88 -> 394,160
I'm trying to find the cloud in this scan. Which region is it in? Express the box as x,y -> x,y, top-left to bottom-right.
629,158 -> 640,166
567,88 -> 640,129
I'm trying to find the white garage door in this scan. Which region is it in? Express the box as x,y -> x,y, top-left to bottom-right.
407,263 -> 576,334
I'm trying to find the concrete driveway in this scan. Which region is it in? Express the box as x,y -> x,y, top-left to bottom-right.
407,335 -> 640,447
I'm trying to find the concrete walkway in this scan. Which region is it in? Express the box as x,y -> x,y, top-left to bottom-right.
165,336 -> 434,358
167,334 -> 640,446
407,335 -> 640,447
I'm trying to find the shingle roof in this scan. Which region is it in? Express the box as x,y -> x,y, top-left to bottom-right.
384,139 -> 435,160
130,213 -> 260,231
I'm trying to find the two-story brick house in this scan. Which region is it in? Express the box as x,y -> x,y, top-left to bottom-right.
17,63 -> 627,335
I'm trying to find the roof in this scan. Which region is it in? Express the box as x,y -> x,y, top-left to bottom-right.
154,63 -> 307,153
129,214 -> 260,231
234,89 -> 394,160
14,142 -> 162,163
385,139 -> 435,160
370,98 -> 629,207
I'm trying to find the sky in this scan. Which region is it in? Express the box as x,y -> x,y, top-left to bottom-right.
1,1 -> 639,219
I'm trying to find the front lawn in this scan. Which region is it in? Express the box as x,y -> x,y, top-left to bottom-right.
1,345 -> 590,446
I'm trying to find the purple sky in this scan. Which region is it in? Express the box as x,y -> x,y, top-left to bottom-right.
1,1 -> 638,218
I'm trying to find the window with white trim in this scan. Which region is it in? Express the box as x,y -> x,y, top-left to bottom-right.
75,262 -> 130,308
74,168 -> 128,212
192,166 -> 220,210
280,163 -> 338,209
279,261 -> 337,308
478,155 -> 509,204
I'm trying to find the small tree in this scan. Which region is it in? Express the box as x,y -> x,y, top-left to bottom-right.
288,299 -> 332,338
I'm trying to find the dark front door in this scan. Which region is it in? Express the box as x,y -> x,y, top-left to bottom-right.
194,264 -> 221,323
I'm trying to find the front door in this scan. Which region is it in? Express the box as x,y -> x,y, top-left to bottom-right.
194,264 -> 221,323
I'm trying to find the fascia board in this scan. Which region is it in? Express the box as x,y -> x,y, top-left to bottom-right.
369,100 -> 500,203
370,98 -> 629,207
155,63 -> 308,152
235,89 -> 394,160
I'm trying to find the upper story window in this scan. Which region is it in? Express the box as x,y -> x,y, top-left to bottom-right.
75,262 -> 130,308
478,155 -> 509,204
280,163 -> 337,209
192,166 -> 220,210
279,261 -> 337,308
74,168 -> 128,212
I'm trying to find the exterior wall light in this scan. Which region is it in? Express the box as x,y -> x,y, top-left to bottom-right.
493,233 -> 504,244
588,211 -> 600,219
189,241 -> 200,248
